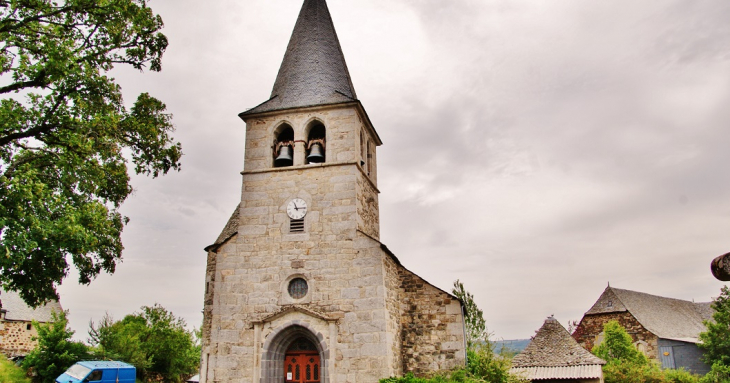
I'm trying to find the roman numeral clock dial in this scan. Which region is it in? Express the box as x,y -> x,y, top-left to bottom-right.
287,198 -> 308,220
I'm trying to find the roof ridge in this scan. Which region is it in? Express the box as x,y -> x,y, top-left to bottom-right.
611,286 -> 711,304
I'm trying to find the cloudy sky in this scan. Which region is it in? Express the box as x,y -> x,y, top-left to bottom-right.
57,0 -> 730,341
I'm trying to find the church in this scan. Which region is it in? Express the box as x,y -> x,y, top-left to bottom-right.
199,1 -> 466,382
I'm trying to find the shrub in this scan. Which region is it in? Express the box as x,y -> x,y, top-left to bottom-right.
467,343 -> 524,383
664,368 -> 700,383
22,311 -> 90,383
601,359 -> 665,383
700,362 -> 730,383
592,320 -> 649,366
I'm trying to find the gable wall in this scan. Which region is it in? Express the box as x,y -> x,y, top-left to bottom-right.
397,267 -> 466,375
0,320 -> 37,356
572,312 -> 658,360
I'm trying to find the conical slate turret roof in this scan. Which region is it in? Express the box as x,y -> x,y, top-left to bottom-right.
512,316 -> 605,369
241,0 -> 357,116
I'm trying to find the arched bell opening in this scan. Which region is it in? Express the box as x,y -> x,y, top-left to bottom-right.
305,123 -> 326,164
274,124 -> 295,167
261,325 -> 328,383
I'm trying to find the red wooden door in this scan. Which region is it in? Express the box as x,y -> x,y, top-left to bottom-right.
284,351 -> 320,383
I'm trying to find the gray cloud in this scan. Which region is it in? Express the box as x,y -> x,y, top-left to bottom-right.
57,0 -> 730,340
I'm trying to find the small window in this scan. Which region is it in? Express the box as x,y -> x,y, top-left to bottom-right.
607,300 -> 613,307
288,278 -> 308,299
26,323 -> 31,330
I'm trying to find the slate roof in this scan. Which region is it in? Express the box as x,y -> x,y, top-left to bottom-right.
0,289 -> 62,322
585,286 -> 713,343
204,204 -> 240,252
512,316 -> 606,368
241,0 -> 358,116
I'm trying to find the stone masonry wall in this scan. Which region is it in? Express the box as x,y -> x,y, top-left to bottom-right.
398,270 -> 466,375
382,254 -> 404,375
203,104 -> 395,383
201,234 -> 228,357
356,172 -> 379,240
0,321 -> 37,355
572,312 -> 658,360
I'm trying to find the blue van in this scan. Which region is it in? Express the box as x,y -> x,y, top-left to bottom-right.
55,361 -> 136,383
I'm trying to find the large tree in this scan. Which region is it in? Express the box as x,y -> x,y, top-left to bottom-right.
0,0 -> 181,307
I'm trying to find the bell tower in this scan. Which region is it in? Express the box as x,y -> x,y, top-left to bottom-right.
236,0 -> 382,240
200,1 -> 465,382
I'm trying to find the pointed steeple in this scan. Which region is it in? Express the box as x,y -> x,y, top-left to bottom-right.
241,0 -> 357,116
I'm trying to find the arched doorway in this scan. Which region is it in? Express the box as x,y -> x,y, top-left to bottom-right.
260,324 -> 329,383
284,338 -> 320,383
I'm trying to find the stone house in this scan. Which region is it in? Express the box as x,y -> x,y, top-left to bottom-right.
199,1 -> 467,383
0,289 -> 63,356
511,316 -> 606,383
572,286 -> 713,375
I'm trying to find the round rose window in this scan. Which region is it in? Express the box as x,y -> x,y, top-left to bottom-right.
288,278 -> 308,299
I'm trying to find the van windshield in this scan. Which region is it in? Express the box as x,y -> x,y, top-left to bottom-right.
65,364 -> 92,380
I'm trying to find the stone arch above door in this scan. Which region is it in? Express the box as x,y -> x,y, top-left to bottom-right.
260,322 -> 330,383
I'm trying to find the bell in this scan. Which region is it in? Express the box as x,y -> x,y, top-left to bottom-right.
274,145 -> 293,167
307,143 -> 325,163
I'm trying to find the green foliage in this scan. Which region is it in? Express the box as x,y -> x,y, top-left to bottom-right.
452,280 -> 486,347
601,359 -> 665,383
22,311 -> 90,383
591,321 -> 702,383
89,304 -> 199,382
0,0 -> 182,307
699,362 -> 730,383
699,286 -> 730,367
467,342 -> 525,383
664,368 -> 701,383
0,354 -> 32,383
380,367 -> 525,383
88,312 -> 152,371
592,320 -> 649,365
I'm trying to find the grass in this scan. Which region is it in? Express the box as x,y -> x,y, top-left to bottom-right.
0,355 -> 31,383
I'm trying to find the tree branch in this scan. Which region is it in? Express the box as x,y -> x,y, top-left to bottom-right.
0,69 -> 48,94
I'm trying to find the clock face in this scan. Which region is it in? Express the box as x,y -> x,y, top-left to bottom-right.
287,198 -> 308,219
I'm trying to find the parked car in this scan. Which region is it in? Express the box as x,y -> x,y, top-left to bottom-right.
55,361 -> 135,383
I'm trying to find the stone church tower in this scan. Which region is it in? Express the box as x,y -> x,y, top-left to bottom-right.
200,1 -> 466,382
